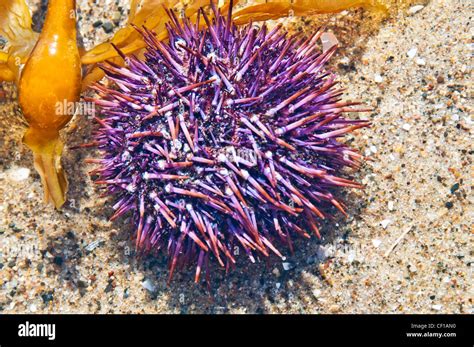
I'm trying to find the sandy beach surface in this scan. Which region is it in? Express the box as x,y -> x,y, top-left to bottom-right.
0,0 -> 472,313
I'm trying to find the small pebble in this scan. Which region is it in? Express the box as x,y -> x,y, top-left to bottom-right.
8,168 -> 30,182
92,20 -> 103,28
282,262 -> 293,271
380,219 -> 391,229
432,304 -> 443,311
102,22 -> 114,33
339,56 -> 350,65
112,11 -> 122,25
317,245 -> 331,261
312,289 -> 321,298
416,58 -> 426,66
85,239 -> 104,252
141,279 -> 156,293
321,32 -> 338,53
41,292 -> 54,304
29,304 -> 37,313
374,74 -> 383,83
408,5 -> 425,15
372,239 -> 382,248
123,288 -> 130,299
402,123 -> 411,131
53,256 -> 63,266
347,250 -> 356,263
407,47 -> 417,59
388,201 -> 395,211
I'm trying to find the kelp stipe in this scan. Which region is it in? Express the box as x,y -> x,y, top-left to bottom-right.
18,0 -> 81,208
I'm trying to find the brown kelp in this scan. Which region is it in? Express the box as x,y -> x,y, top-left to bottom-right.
1,0 -> 81,208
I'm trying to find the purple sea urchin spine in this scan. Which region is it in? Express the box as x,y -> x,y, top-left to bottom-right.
88,3 -> 369,283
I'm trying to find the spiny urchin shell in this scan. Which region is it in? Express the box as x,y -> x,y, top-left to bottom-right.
89,4 -> 369,282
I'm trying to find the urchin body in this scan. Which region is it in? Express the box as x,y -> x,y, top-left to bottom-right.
90,5 -> 369,282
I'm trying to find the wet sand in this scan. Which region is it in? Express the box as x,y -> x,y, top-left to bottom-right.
0,0 -> 472,313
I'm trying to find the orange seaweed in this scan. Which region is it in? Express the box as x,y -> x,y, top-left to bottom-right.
232,0 -> 389,24
18,0 -> 81,208
81,0 -> 389,67
0,0 -> 39,82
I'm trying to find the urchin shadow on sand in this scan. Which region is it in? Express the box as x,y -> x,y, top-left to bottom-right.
160,196 -> 367,314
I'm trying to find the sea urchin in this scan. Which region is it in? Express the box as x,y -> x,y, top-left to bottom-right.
89,3 -> 369,283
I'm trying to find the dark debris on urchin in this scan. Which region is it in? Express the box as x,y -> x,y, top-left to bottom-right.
87,3 -> 370,283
